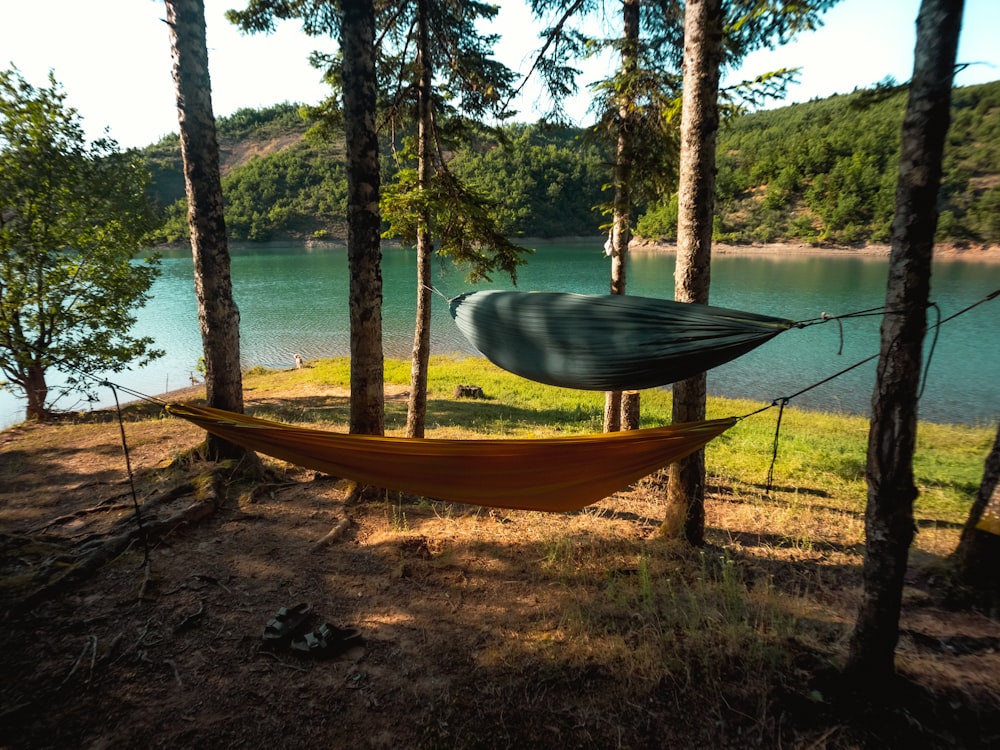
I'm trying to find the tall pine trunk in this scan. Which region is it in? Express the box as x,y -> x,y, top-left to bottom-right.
946,421 -> 1000,609
663,0 -> 723,545
342,0 -> 385,436
407,0 -> 433,439
845,0 -> 964,682
166,0 -> 246,460
603,0 -> 639,434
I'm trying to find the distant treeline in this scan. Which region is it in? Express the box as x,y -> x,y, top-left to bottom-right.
143,81 -> 1000,246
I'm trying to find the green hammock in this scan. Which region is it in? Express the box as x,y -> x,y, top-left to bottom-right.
450,290 -> 796,391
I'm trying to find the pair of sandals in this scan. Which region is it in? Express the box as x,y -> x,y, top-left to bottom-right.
262,603 -> 363,659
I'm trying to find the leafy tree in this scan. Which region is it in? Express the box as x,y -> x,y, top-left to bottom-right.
374,0 -> 528,437
231,0 -> 529,438
0,68 -> 162,422
165,0 -> 250,460
661,0 -> 840,546
220,142 -> 349,241
844,0 -> 964,684
526,0 -> 686,431
448,124 -> 608,237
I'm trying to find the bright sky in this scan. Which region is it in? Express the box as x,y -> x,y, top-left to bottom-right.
2,0 -> 998,149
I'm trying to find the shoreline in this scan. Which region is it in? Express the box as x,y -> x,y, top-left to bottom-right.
631,239 -> 1000,263
171,236 -> 1000,263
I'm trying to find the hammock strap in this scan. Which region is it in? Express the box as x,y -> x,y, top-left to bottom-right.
765,398 -> 790,494
795,305 -> 887,328
746,288 -> 999,492
918,303 -> 941,400
104,381 -> 150,563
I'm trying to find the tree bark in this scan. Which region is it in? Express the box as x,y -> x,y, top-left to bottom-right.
166,0 -> 246,460
406,0 -> 433,439
603,0 -> 639,434
946,421 -> 1000,608
24,363 -> 49,422
342,0 -> 385,436
664,0 -> 723,545
845,0 -> 964,682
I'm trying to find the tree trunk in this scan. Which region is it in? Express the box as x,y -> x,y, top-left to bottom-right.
664,0 -> 723,545
946,420 -> 1000,609
621,391 -> 640,430
24,362 -> 49,422
166,0 -> 246,461
406,0 -> 433,439
342,0 -> 385,436
845,0 -> 964,683
603,0 -> 639,434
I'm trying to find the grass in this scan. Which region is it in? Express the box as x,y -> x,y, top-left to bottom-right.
6,354 -> 996,747
242,355 -> 988,529
241,356 -> 992,696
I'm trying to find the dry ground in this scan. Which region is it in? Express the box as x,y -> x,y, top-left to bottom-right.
631,239 -> 1000,263
1,387 -> 998,749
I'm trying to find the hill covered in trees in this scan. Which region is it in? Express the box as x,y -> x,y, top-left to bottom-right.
143,80 -> 1000,246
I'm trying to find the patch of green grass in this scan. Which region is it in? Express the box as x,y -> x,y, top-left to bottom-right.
241,355 -> 989,522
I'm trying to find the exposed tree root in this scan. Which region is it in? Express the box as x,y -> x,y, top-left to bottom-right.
29,495 -> 135,534
12,464 -> 239,612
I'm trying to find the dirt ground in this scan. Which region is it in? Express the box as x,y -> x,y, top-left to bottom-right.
631,239 -> 1000,263
1,388 -> 999,749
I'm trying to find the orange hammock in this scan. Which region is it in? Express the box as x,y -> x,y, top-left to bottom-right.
166,403 -> 735,512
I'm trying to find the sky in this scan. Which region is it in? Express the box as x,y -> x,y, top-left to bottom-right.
2,0 -> 998,150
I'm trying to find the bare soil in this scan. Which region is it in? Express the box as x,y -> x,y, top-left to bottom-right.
1,386 -> 998,749
631,239 -> 1000,263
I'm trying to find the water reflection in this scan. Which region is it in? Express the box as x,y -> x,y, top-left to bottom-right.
1,243 -> 996,428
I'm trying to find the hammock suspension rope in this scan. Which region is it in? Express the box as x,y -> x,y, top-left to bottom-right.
41,287 -> 1000,510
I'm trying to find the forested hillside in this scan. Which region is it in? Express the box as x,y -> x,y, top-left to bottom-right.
647,79 -> 1000,245
143,80 -> 1000,246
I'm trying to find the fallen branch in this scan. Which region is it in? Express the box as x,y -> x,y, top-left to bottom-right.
312,517 -> 352,551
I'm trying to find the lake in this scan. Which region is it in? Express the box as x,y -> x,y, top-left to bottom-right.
1,242 -> 997,429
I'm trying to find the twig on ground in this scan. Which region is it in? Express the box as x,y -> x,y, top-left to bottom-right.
313,516 -> 352,551
112,618 -> 157,665
59,635 -> 97,688
173,599 -> 206,634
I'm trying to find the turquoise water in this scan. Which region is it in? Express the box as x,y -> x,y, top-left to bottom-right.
2,242 -> 997,428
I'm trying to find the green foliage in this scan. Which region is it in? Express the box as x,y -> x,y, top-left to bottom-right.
215,102 -> 308,141
450,124 -> 609,238
221,140 -> 348,242
381,159 -> 531,283
0,68 -> 162,419
139,81 -> 1000,246
639,80 -> 1000,245
636,192 -> 679,237
145,103 -> 328,243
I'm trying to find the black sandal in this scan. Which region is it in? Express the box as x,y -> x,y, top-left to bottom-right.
290,623 -> 363,659
261,603 -> 312,648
